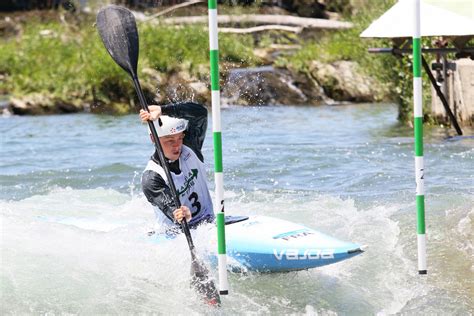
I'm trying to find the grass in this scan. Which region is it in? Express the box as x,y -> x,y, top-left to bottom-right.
140,23 -> 258,74
0,11 -> 259,113
0,14 -> 134,109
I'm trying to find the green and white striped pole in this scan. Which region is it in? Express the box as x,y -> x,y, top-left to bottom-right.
413,0 -> 427,275
208,0 -> 229,294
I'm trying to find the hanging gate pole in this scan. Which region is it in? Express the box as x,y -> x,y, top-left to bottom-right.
208,0 -> 229,294
413,0 -> 427,275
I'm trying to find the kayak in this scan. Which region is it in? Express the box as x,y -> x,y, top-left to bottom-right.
38,214 -> 363,272
150,215 -> 364,273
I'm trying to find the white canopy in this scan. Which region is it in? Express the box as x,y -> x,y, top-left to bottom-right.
360,0 -> 474,38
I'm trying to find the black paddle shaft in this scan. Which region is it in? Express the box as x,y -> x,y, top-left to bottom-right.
96,5 -> 196,252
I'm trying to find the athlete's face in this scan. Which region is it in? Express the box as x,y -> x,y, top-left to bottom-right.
159,132 -> 185,161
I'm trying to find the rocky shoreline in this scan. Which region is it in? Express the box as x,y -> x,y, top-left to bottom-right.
4,58 -> 384,115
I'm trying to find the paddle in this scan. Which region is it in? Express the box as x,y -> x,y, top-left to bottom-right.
96,5 -> 220,305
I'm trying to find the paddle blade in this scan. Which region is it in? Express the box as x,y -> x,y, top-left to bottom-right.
96,5 -> 139,76
190,259 -> 221,306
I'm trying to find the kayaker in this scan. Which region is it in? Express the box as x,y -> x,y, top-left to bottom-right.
139,102 -> 215,231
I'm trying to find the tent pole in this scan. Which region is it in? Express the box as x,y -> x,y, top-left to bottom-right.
421,56 -> 463,135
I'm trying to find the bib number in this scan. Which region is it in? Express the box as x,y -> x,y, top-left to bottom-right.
188,192 -> 201,216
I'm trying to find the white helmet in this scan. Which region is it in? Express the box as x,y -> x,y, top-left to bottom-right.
151,115 -> 188,137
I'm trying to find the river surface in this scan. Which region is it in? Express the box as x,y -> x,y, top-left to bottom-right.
1,104 -> 473,314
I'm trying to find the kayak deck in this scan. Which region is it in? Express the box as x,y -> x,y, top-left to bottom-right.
150,215 -> 364,273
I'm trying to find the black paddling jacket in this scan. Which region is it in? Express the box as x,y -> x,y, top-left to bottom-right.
141,102 -> 209,225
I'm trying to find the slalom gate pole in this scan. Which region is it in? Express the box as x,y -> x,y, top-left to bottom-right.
413,0 -> 427,275
208,0 -> 229,294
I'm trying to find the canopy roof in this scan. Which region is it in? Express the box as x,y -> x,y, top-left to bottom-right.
424,0 -> 473,20
360,0 -> 474,38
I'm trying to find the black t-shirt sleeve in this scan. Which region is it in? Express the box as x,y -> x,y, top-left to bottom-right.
141,169 -> 177,222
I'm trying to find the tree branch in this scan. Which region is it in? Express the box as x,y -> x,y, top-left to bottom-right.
144,0 -> 205,21
157,14 -> 353,30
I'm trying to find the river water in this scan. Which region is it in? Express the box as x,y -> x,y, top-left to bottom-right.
1,104 -> 473,314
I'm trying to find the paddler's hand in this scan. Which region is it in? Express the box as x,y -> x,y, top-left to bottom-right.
173,206 -> 192,223
139,105 -> 161,122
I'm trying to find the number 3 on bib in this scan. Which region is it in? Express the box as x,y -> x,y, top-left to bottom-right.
188,192 -> 201,215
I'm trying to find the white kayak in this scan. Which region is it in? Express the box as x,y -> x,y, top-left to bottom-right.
150,215 -> 364,272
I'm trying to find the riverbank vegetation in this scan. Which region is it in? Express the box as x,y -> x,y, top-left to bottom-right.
0,1 -> 433,123
275,0 -> 434,123
0,10 -> 259,114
